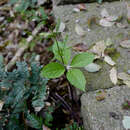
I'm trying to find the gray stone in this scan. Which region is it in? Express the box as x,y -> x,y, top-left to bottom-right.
53,1 -> 130,91
81,86 -> 130,130
52,0 -> 120,5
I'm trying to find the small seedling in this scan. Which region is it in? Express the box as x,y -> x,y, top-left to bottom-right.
41,34 -> 94,91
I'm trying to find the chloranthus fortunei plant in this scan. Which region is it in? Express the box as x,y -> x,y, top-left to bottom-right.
41,37 -> 94,91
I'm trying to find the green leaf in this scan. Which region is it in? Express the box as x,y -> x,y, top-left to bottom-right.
70,52 -> 94,67
41,62 -> 65,78
27,113 -> 43,129
39,7 -> 48,20
66,69 -> 86,91
53,41 -> 71,64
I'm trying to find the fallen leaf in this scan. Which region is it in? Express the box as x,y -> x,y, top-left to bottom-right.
58,22 -> 65,32
0,100 -> 4,111
72,43 -> 88,52
101,8 -> 109,18
77,4 -> 86,11
104,55 -> 116,66
85,63 -> 101,72
87,17 -> 97,29
96,91 -> 106,101
75,24 -> 85,36
116,23 -> 127,29
122,116 -> 130,129
73,8 -> 80,13
90,41 -> 106,57
99,19 -> 115,27
105,15 -> 118,22
109,67 -> 117,85
120,40 -> 130,49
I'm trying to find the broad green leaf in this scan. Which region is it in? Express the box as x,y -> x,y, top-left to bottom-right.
41,62 -> 65,78
53,41 -> 71,65
70,52 -> 94,67
66,69 -> 86,91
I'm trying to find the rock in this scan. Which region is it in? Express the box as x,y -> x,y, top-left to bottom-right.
52,0 -> 120,5
81,86 -> 130,130
53,1 -> 130,91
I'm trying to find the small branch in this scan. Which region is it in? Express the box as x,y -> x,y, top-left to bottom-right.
5,25 -> 44,70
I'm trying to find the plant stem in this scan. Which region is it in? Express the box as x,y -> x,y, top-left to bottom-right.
55,37 -> 64,65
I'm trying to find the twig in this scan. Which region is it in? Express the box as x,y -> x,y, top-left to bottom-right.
55,93 -> 72,112
5,25 -> 44,70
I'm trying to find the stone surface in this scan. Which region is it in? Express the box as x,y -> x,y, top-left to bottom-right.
52,0 -> 120,5
81,86 -> 130,130
53,1 -> 130,91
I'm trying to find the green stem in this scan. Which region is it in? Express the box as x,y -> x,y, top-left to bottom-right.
55,37 -> 64,65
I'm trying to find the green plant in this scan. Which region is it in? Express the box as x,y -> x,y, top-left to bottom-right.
0,57 -> 50,129
60,122 -> 84,130
41,34 -> 94,91
9,0 -> 37,12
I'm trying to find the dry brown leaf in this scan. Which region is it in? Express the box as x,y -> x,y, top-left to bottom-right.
72,43 -> 88,52
75,24 -> 85,36
0,100 -> 4,111
96,91 -> 106,101
77,4 -> 86,11
104,55 -> 116,66
109,67 -> 117,85
120,40 -> 130,49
